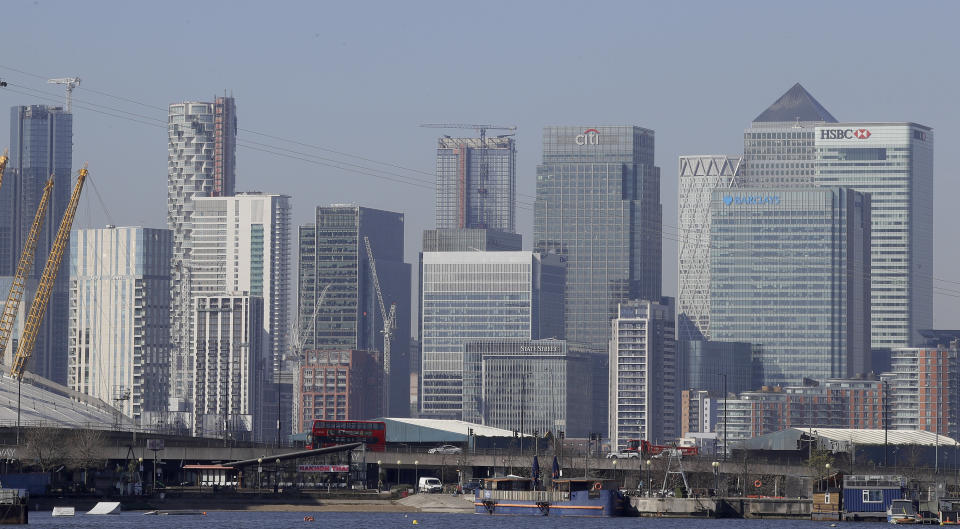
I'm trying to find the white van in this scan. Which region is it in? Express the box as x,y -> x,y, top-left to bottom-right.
418,477 -> 442,493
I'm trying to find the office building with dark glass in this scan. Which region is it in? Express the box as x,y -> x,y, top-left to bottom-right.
1,105 -> 73,384
435,136 -> 515,232
710,187 -> 871,386
298,205 -> 411,417
534,126 -> 662,351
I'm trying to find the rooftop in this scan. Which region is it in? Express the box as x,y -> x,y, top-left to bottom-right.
753,83 -> 837,124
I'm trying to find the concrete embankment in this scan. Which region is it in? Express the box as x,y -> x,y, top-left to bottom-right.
631,496 -> 813,519
396,493 -> 475,513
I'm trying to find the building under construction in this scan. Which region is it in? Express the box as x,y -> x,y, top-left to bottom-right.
434,134 -> 516,233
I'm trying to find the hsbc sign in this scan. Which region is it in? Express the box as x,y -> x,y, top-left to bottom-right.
820,128 -> 872,140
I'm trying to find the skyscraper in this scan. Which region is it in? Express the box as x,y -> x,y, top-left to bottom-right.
710,187 -> 871,386
677,155 -> 743,341
743,83 -> 837,188
814,123 -> 933,349
191,193 -> 291,440
68,227 -> 171,425
534,126 -> 662,351
435,136 -> 516,232
298,205 -> 411,417
419,251 -> 565,418
1,105 -> 73,383
167,97 -> 237,404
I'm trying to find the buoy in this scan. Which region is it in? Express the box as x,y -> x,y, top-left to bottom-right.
304,515 -> 315,522
202,512 -> 207,516
754,480 -> 762,488
412,520 -> 418,525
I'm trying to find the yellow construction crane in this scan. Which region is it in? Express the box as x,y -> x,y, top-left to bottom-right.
0,149 -> 8,192
0,177 -> 54,365
11,165 -> 87,380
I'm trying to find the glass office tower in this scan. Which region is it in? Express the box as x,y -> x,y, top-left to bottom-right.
2,105 -> 73,384
436,136 -> 516,232
419,251 -> 564,418
710,187 -> 871,386
815,123 -> 933,349
534,126 -> 662,351
298,205 -> 411,417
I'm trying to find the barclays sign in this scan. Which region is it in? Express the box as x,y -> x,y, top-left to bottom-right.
722,194 -> 781,206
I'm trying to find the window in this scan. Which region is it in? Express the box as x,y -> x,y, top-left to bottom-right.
863,489 -> 883,503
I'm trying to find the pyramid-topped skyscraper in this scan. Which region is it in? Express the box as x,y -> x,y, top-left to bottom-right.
752,82 -> 837,123
744,83 -> 837,187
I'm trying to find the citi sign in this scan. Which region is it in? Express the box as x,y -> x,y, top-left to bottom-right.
820,128 -> 872,139
575,128 -> 600,145
722,195 -> 781,206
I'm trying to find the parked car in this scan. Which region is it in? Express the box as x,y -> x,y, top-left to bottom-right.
606,451 -> 639,459
418,477 -> 442,493
428,444 -> 462,454
462,480 -> 482,494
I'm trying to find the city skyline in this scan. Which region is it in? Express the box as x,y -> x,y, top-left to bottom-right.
3,2 -> 958,330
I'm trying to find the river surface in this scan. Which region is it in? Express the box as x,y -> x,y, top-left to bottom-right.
24,511 -> 895,528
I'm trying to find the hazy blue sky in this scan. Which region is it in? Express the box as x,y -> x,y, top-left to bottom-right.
3,0 -> 959,328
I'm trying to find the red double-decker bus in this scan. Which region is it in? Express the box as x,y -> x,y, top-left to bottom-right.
307,420 -> 386,451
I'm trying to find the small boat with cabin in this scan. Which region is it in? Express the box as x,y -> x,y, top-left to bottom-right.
887,498 -> 919,524
474,476 -> 634,517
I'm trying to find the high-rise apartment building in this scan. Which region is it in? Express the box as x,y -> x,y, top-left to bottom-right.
677,155 -> 743,341
419,251 -> 565,418
815,123 -> 933,349
886,346 -> 958,437
435,136 -> 516,232
191,193 -> 291,439
608,298 -> 677,449
743,83 -> 837,188
462,339 -> 593,438
535,126 -> 662,351
680,339 -> 753,396
1,105 -> 73,383
298,205 -> 410,417
192,294 -> 262,440
68,227 -> 172,424
167,97 -> 237,404
710,187 -> 872,386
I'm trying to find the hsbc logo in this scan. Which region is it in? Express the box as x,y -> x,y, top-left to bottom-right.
575,128 -> 600,146
820,128 -> 872,140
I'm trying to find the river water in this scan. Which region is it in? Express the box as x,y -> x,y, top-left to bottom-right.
24,511 -> 895,528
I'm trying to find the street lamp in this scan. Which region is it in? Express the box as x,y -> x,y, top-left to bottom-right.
396,460 -> 401,489
611,459 -> 618,487
275,458 -> 281,492
825,462 -> 831,491
645,459 -> 652,496
376,460 -> 383,491
257,458 -> 263,492
414,460 -> 419,492
712,461 -> 720,496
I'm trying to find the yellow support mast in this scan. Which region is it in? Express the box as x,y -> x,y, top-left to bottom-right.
11,165 -> 86,380
0,149 -> 8,192
0,177 -> 54,364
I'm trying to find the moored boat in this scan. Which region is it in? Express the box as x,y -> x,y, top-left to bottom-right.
887,498 -> 919,524
474,476 -> 634,517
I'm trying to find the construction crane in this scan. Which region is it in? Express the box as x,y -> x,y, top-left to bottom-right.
47,77 -> 81,112
0,149 -> 8,193
290,284 -> 331,430
420,124 -> 516,229
362,236 -> 396,414
11,165 -> 87,380
0,177 -> 53,364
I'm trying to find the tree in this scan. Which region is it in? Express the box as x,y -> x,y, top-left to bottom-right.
23,427 -> 66,473
69,429 -> 106,488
